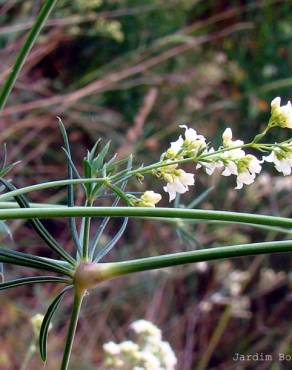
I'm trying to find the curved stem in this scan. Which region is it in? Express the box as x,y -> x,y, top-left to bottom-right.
100,240 -> 292,278
60,289 -> 84,370
0,207 -> 291,229
0,0 -> 58,112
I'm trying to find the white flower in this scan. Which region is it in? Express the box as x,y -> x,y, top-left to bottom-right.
139,350 -> 161,370
103,341 -> 121,356
138,191 -> 162,207
222,128 -> 244,148
222,161 -> 238,176
131,320 -> 162,340
196,148 -> 223,175
158,341 -> 177,369
235,155 -> 262,189
221,128 -> 245,165
169,135 -> 184,156
119,340 -> 140,353
270,97 -> 292,128
263,148 -> 292,176
163,169 -> 195,201
166,125 -> 206,158
179,124 -> 206,144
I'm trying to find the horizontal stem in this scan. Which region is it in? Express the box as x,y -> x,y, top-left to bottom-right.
102,240 -> 292,278
0,207 -> 291,229
0,201 -> 64,209
0,178 -> 105,202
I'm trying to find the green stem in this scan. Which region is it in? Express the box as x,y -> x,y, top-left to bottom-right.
0,178 -> 105,202
101,240 -> 292,278
82,200 -> 92,261
0,0 -> 58,112
0,207 -> 291,229
60,290 -> 84,370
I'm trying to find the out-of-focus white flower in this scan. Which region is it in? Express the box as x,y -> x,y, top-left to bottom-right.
163,168 -> 195,201
103,341 -> 121,356
119,340 -> 140,353
235,155 -> 262,189
131,320 -> 162,340
137,191 -> 162,207
270,97 -> 292,129
263,146 -> 292,176
31,313 -> 51,338
158,341 -> 177,369
103,319 -> 177,370
139,350 -> 161,370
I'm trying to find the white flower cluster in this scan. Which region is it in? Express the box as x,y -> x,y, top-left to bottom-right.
149,97 -> 292,202
102,319 -> 177,370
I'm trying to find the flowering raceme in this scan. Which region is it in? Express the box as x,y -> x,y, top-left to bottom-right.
136,97 -> 291,203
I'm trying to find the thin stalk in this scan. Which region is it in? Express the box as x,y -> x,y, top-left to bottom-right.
20,340 -> 36,370
0,0 -> 58,112
81,200 -> 92,261
0,207 -> 292,229
100,240 -> 292,278
60,290 -> 84,370
0,178 -> 105,202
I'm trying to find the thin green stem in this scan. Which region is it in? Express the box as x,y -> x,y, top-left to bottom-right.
60,290 -> 84,370
110,142 -> 277,182
81,200 -> 92,261
0,178 -> 106,202
0,207 -> 291,229
0,0 -> 58,112
101,240 -> 292,278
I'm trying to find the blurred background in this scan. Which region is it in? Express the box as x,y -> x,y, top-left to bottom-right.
0,0 -> 291,369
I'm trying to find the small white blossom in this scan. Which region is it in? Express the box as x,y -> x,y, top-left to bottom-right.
179,125 -> 206,144
137,191 -> 162,207
166,125 -> 206,158
103,320 -> 177,370
270,97 -> 292,129
131,320 -> 162,340
169,136 -> 184,156
163,169 -> 195,201
235,155 -> 262,189
196,148 -> 223,175
222,127 -> 244,148
103,341 -> 121,356
263,146 -> 292,176
119,340 -> 140,353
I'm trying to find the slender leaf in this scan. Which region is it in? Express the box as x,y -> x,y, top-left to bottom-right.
90,156 -> 132,258
92,141 -> 111,174
0,276 -> 72,292
94,217 -> 129,262
58,119 -> 82,254
187,186 -> 214,209
0,178 -> 76,266
0,248 -> 73,276
39,285 -> 73,361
